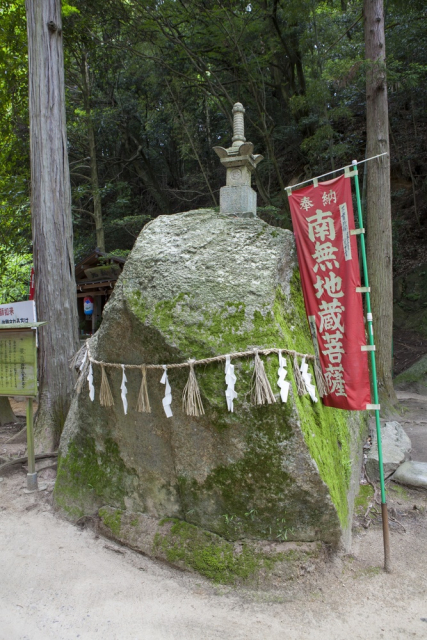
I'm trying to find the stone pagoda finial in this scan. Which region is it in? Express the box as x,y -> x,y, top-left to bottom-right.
213,102 -> 263,218
232,102 -> 246,146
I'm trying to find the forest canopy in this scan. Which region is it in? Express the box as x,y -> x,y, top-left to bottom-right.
0,0 -> 426,302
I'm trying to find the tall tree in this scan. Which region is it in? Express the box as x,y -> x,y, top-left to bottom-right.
80,50 -> 105,252
364,0 -> 397,404
26,0 -> 79,448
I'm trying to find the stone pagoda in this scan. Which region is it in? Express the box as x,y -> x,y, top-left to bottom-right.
213,102 -> 263,218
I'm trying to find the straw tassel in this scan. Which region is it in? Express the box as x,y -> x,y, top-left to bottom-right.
182,360 -> 205,417
137,365 -> 151,413
251,350 -> 276,405
313,358 -> 329,397
99,364 -> 114,407
292,352 -> 307,396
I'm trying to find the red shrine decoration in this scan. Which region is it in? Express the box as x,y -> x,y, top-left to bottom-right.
84,296 -> 94,316
29,268 -> 35,301
288,174 -> 371,411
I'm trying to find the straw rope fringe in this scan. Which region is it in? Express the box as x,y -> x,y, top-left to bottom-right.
85,343 -> 316,371
100,364 -> 114,407
251,351 -> 276,405
182,361 -> 205,417
77,341 -> 327,408
313,359 -> 329,397
292,352 -> 307,396
137,366 -> 151,413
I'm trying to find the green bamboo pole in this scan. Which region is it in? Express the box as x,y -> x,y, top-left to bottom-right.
351,159 -> 391,572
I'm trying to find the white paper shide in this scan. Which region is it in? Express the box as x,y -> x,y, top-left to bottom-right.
87,362 -> 95,402
300,356 -> 318,403
225,355 -> 237,412
121,364 -> 128,415
160,366 -> 173,418
277,350 -> 290,403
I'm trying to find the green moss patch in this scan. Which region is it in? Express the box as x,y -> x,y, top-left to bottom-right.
99,507 -> 122,536
153,518 -> 309,584
354,484 -> 374,515
153,519 -> 260,582
54,436 -> 136,519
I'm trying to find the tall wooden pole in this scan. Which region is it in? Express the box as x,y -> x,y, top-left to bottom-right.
364,0 -> 397,405
353,162 -> 391,573
26,0 -> 79,449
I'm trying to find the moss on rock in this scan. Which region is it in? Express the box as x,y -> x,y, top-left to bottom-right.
55,435 -> 136,519
98,506 -> 322,585
153,519 -> 263,583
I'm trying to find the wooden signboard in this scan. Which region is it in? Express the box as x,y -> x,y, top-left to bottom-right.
0,330 -> 37,397
0,322 -> 47,491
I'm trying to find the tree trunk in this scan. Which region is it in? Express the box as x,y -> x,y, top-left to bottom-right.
364,0 -> 397,404
81,53 -> 105,252
0,397 -> 16,426
26,0 -> 80,449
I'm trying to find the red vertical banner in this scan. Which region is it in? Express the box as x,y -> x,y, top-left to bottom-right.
29,267 -> 35,301
288,174 -> 371,410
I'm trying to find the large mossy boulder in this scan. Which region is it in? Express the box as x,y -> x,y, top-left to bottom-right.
56,209 -> 365,569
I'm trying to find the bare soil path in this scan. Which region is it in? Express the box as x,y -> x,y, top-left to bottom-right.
1,406 -> 427,639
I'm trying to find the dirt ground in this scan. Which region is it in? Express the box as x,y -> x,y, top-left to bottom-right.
1,399 -> 427,639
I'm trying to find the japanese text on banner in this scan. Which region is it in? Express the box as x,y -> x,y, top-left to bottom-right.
288,175 -> 371,411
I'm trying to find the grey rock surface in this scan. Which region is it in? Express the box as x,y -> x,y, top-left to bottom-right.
394,354 -> 427,395
56,208 -> 364,555
392,461 -> 427,489
366,421 -> 411,481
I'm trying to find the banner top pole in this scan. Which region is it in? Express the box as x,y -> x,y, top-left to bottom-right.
285,152 -> 388,193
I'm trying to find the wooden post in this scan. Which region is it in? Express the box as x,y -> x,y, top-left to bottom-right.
26,397 -> 38,491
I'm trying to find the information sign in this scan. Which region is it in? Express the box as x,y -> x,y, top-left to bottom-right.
0,330 -> 37,396
0,300 -> 36,326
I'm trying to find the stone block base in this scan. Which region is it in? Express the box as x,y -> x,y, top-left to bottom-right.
220,186 -> 257,217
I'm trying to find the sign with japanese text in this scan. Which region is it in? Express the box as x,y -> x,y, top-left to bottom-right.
0,300 -> 36,326
0,330 -> 37,396
289,175 -> 371,410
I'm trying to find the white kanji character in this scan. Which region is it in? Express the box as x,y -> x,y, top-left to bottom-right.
324,364 -> 347,396
311,241 -> 340,272
318,299 -> 345,333
307,209 -> 335,242
322,331 -> 345,364
300,196 -> 314,211
322,190 -> 337,206
313,271 -> 344,299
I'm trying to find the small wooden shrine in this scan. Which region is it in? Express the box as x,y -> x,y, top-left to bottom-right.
75,249 -> 126,334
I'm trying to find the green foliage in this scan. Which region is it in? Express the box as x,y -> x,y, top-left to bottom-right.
0,0 -> 426,263
0,251 -> 32,304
